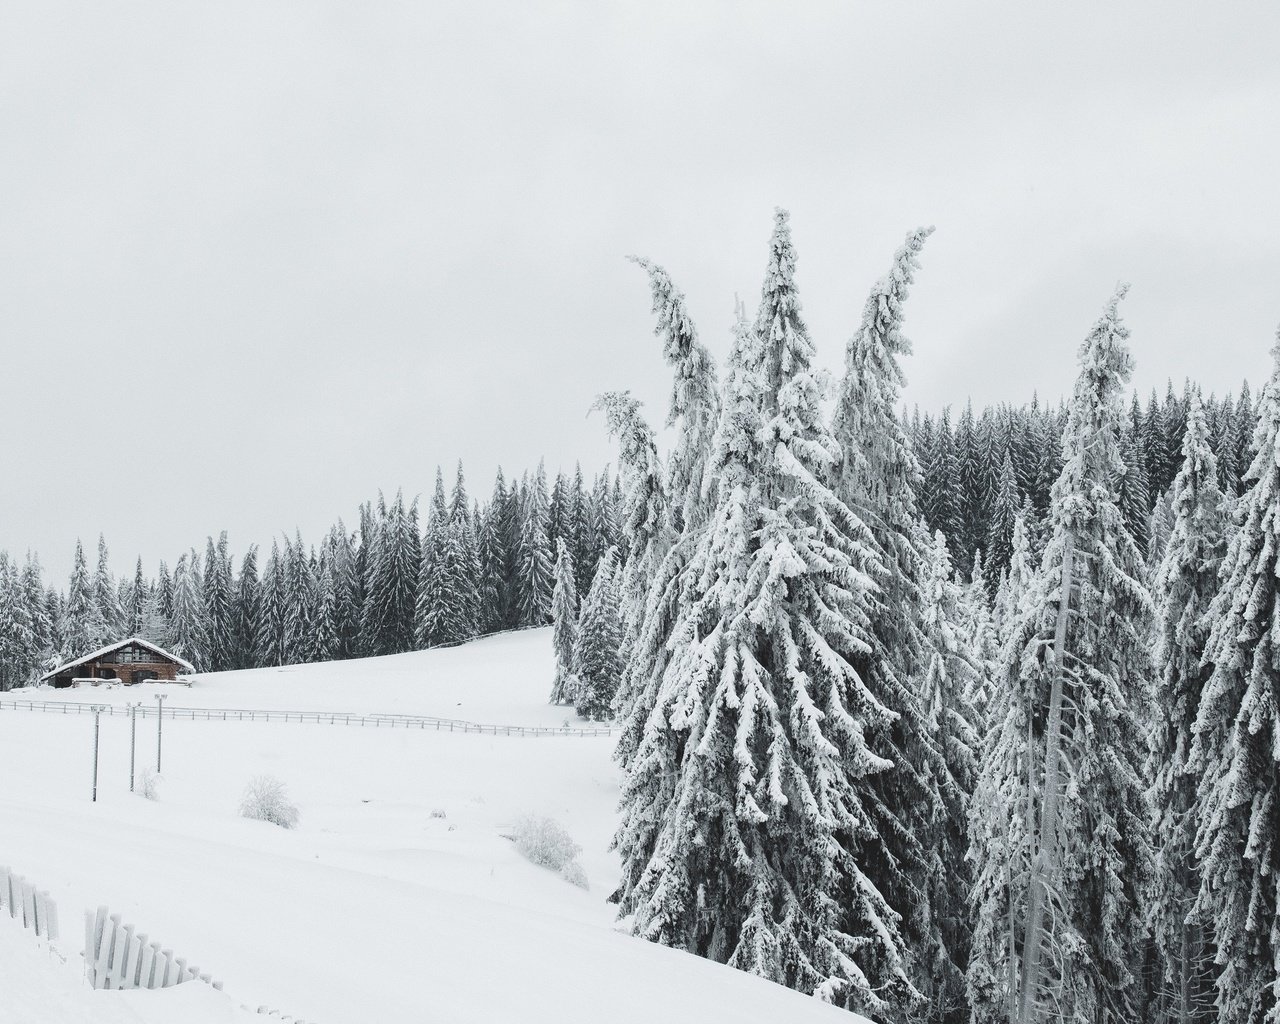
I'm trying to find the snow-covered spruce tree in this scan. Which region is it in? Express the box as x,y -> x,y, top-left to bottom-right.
231,545 -> 262,669
832,225 -> 965,1022
449,462 -> 482,638
1191,332 -> 1280,1024
93,534 -> 124,640
967,285 -> 1154,1024
169,552 -> 209,670
628,256 -> 720,534
596,388 -> 678,909
516,461 -> 554,626
549,539 -> 579,705
282,532 -> 318,665
417,469 -> 458,647
992,509 -> 1035,646
1147,392 -> 1226,1024
572,547 -> 622,721
915,530 -> 981,1022
20,555 -> 51,672
0,557 -> 36,690
957,552 -> 999,738
364,491 -> 421,655
327,524 -> 362,660
62,539 -> 106,657
203,533 -> 235,671
985,451 -> 1020,592
127,558 -> 147,636
259,540 -> 287,667
476,489 -> 507,634
1119,422 -> 1152,558
620,210 -> 913,1015
607,252 -> 722,889
567,464 -> 594,597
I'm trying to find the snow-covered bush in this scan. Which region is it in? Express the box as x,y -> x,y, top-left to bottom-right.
558,859 -> 589,890
238,775 -> 299,829
137,767 -> 161,801
429,808 -> 447,819
512,814 -> 582,873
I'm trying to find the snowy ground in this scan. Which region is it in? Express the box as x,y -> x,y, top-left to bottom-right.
1,628 -> 869,1024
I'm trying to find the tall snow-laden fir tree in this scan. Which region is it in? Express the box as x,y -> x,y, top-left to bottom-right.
231,546 -> 261,670
93,534 -> 123,640
449,462 -> 482,638
967,285 -> 1154,1024
618,210 -> 913,1016
1191,332 -> 1280,1024
516,461 -> 554,626
0,557 -> 36,689
1148,391 -> 1226,1024
831,225 -> 958,1022
203,533 -> 235,672
549,539 -> 579,705
985,451 -> 1020,592
282,532 -> 317,665
63,540 -> 105,658
628,255 -> 720,534
364,491 -> 420,656
571,546 -> 622,721
127,558 -> 147,636
169,551 -> 209,670
476,484 -> 507,634
915,530 -> 981,1023
260,541 -> 289,667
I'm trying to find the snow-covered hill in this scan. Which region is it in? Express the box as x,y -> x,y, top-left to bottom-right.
0,628 -> 870,1024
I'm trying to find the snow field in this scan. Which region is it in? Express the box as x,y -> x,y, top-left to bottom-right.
0,629 -> 868,1024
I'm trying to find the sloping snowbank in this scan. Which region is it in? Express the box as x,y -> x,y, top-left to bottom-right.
23,628 -> 572,727
0,912 -> 257,1024
0,628 -> 873,1024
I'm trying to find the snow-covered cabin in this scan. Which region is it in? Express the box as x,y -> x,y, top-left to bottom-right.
40,638 -> 194,688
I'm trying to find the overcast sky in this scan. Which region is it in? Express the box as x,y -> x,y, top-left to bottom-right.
3,2 -> 1278,583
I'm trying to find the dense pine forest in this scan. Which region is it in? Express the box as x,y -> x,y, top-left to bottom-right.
589,212 -> 1277,1024
0,462 -> 623,687
2,208 -> 1277,1024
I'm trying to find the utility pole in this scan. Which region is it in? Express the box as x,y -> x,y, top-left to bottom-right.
129,703 -> 138,792
91,706 -> 104,803
155,693 -> 167,773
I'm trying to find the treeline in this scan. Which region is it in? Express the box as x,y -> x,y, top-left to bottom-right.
599,210 -> 1278,1024
907,382 -> 1255,588
0,462 -> 623,684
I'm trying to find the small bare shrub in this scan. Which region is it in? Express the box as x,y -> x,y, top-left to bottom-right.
137,767 -> 161,801
429,808 -> 447,819
239,775 -> 299,829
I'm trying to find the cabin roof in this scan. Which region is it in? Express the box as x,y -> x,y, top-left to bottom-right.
39,637 -> 195,681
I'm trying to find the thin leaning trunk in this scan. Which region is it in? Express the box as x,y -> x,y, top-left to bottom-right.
1018,531 -> 1075,1024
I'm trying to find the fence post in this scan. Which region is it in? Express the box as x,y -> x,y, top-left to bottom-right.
91,706 -> 103,802
155,694 -> 167,773
129,703 -> 137,793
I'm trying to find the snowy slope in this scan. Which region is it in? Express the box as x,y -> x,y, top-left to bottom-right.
0,912 -> 259,1023
23,628 -> 577,727
0,629 -> 872,1024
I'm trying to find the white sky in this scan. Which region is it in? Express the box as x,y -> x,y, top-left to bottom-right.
3,2 -> 1278,583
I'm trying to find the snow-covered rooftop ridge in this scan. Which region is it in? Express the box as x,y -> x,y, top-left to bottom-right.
39,637 -> 195,681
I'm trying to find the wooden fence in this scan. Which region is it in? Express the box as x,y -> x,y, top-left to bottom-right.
0,865 -> 58,941
83,904 -> 221,991
0,697 -> 613,737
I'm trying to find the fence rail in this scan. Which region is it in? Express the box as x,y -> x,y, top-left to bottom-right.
84,904 -> 222,992
0,866 -> 58,941
0,698 -> 612,737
